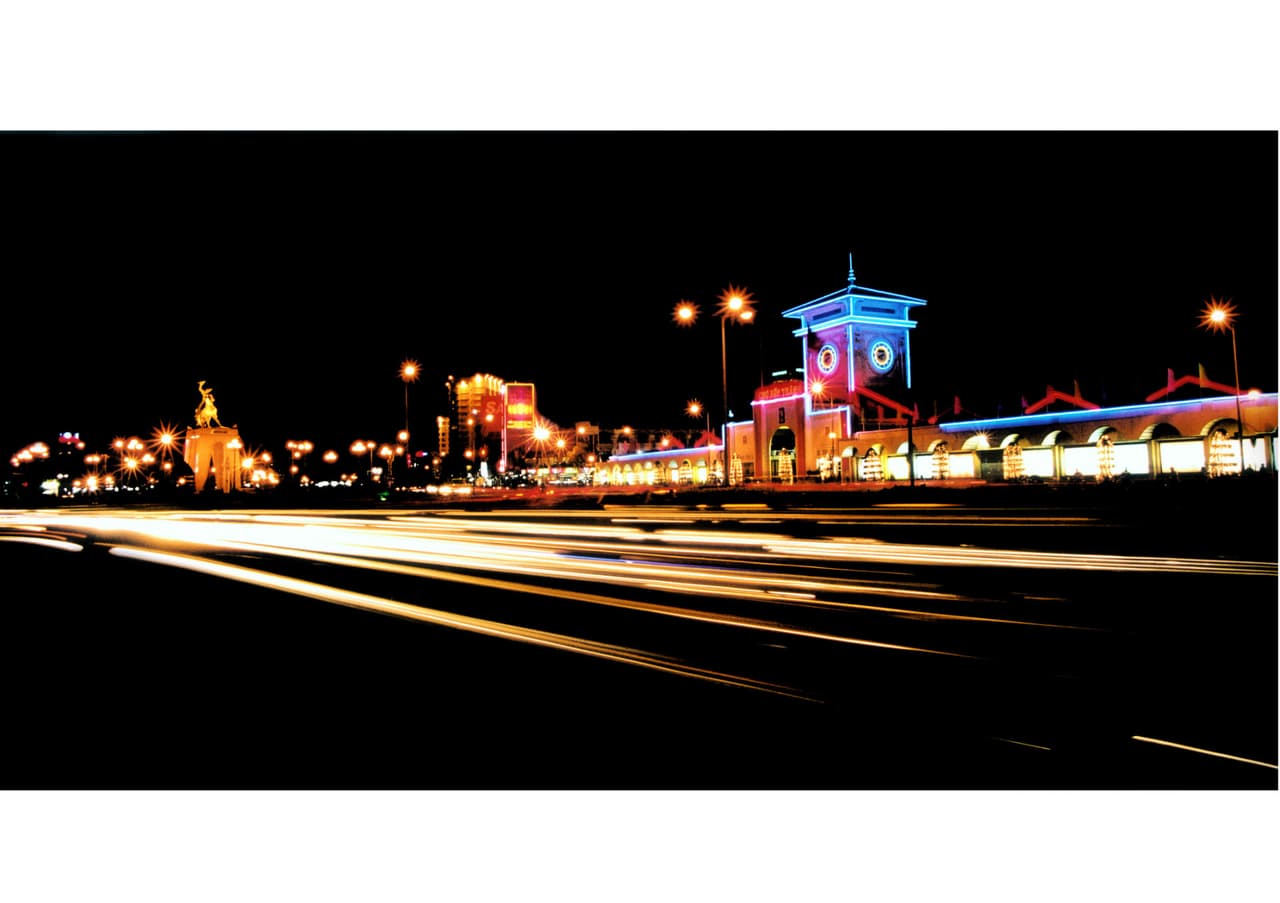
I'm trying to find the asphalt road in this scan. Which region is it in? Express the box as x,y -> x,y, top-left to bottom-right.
1,485 -> 1275,789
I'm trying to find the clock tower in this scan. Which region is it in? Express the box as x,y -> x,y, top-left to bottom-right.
781,256 -> 926,417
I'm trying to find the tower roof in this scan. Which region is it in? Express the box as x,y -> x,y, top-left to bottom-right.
781,275 -> 927,334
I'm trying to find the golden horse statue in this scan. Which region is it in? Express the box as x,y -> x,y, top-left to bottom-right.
195,381 -> 222,428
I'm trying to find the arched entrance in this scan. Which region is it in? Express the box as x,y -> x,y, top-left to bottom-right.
768,426 -> 796,481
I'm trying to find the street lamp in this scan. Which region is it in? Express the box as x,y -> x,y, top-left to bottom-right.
401,359 -> 419,467
379,444 -> 397,485
716,286 -> 756,434
350,440 -> 375,482
1200,298 -> 1246,472
686,400 -> 713,478
533,423 -> 551,485
674,285 -> 755,478
686,399 -> 710,439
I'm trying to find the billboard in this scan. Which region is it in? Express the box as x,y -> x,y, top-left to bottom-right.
506,383 -> 536,430
505,383 -> 537,463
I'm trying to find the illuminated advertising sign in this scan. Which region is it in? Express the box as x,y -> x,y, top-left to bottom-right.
754,379 -> 804,401
506,383 -> 536,430
505,383 -> 536,465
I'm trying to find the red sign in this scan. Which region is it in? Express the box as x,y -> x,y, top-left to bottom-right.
506,383 -> 535,430
755,379 -> 804,401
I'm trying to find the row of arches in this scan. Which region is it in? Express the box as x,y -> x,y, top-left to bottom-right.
949,418 -> 1240,452
767,419 -> 1242,467
855,425 -> 1260,482
595,457 -> 724,487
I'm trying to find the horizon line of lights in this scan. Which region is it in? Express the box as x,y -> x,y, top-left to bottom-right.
937,393 -> 1279,433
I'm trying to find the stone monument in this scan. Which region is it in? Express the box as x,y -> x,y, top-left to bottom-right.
182,381 -> 243,493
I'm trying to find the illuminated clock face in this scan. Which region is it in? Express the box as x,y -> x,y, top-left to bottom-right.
816,343 -> 839,375
869,339 -> 895,373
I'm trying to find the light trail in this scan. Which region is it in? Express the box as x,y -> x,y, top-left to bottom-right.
762,536 -> 1275,576
5,509 -> 1267,640
3,505 -> 1273,784
156,508 -> 1274,578
0,510 -> 1103,637
0,508 -> 1022,673
108,545 -> 815,701
109,531 -> 979,660
994,737 -> 1053,751
0,535 -> 83,552
1131,735 -> 1277,770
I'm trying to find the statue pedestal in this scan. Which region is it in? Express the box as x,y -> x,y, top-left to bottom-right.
183,427 -> 243,493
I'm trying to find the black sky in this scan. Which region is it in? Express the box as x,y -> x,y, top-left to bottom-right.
2,131 -> 1275,457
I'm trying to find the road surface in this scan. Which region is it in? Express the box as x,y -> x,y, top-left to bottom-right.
1,495 -> 1274,788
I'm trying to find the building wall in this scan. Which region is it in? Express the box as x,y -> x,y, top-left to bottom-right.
749,380 -> 806,481
851,394 -> 1278,482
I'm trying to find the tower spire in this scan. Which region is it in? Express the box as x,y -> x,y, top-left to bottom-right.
847,252 -> 856,285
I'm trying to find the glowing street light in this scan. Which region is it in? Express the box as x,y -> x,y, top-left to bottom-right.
401,359 -> 419,467
686,399 -> 711,449
674,285 -> 755,480
1200,298 -> 1246,471
716,287 -> 757,434
150,424 -> 182,475
350,440 -> 375,480
285,439 -> 314,484
531,423 -> 553,484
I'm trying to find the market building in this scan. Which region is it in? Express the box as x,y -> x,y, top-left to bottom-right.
600,263 -> 1278,486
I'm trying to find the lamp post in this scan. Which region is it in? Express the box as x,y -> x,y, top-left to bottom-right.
400,359 -> 419,470
379,444 -> 398,486
686,400 -> 710,440
675,286 -> 755,484
397,429 -> 410,482
350,440 -> 375,484
1201,299 -> 1246,473
717,287 -> 755,435
687,399 -> 713,483
533,424 -> 551,486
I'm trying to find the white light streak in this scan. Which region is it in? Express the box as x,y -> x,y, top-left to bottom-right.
1131,735 -> 1277,769
0,536 -> 83,552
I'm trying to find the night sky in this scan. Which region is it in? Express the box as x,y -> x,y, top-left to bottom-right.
3,131 -> 1275,458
